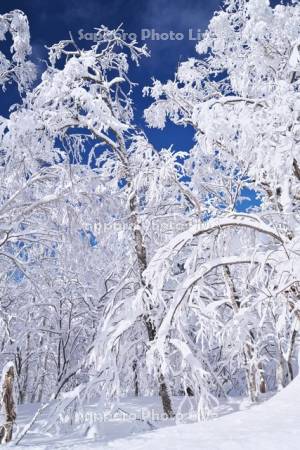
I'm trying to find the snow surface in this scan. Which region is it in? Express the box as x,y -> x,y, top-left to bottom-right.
14,376 -> 300,450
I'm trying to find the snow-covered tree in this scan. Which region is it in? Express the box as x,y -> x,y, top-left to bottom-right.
1,1 -> 300,437
143,0 -> 300,415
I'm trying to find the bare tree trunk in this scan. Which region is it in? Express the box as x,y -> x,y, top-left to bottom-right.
159,374 -> 175,418
132,360 -> 139,397
143,312 -> 174,417
258,362 -> 267,394
287,329 -> 298,382
0,363 -> 16,443
276,354 -> 288,389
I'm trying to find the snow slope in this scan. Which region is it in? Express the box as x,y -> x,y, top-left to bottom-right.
15,377 -> 300,450
98,377 -> 300,450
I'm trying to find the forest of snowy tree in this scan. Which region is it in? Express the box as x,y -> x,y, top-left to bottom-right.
0,0 -> 299,446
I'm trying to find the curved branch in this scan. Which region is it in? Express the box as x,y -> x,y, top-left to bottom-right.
144,214 -> 284,285
157,256 -> 257,340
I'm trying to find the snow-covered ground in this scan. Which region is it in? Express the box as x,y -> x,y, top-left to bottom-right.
13,376 -> 300,450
